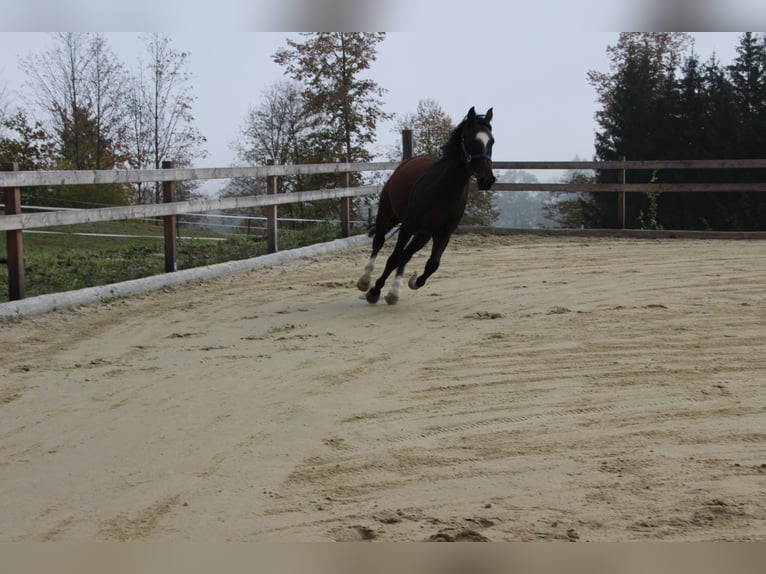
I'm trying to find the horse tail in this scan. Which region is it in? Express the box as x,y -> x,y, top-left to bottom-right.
368,218 -> 399,237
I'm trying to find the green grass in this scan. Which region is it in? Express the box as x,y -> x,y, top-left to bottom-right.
1,221 -> 346,302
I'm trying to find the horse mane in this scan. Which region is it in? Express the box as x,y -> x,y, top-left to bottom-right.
439,113 -> 491,159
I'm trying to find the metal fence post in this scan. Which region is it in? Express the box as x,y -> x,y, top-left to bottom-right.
2,162 -> 24,300
266,159 -> 278,253
162,161 -> 177,272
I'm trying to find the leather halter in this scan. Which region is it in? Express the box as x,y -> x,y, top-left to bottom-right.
460,125 -> 493,168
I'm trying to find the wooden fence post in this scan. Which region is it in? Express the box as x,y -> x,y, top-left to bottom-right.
2,162 -> 24,301
162,161 -> 177,272
266,159 -> 278,253
338,157 -> 351,238
617,155 -> 626,229
402,129 -> 413,160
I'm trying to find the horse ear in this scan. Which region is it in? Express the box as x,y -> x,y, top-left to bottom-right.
485,108 -> 493,122
467,107 -> 477,122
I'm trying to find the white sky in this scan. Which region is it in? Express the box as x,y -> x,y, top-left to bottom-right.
0,31 -> 747,191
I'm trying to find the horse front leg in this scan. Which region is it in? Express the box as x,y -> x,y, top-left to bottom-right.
385,232 -> 430,305
408,232 -> 452,290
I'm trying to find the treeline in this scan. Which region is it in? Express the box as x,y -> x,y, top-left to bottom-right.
0,33 -> 206,208
554,32 -> 766,231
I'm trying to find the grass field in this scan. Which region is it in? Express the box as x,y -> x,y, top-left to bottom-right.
1,220 -> 346,302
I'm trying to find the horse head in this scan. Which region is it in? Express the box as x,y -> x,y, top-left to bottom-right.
462,107 -> 496,190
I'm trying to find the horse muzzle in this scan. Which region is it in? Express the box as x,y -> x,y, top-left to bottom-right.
477,172 -> 496,191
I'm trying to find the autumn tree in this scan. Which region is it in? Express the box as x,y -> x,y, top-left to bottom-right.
272,33 -> 390,223
21,33 -> 94,170
225,81 -> 312,222
127,33 -> 207,203
394,98 -> 453,157
0,109 -> 56,171
273,33 -> 390,165
0,109 -> 72,207
19,32 -> 132,207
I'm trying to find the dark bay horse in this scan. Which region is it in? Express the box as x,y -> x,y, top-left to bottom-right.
357,106 -> 496,304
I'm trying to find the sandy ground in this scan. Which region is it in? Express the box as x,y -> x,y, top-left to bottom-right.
1,233 -> 765,542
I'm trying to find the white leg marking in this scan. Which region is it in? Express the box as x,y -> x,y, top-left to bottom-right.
357,256 -> 376,291
384,274 -> 403,305
390,274 -> 403,296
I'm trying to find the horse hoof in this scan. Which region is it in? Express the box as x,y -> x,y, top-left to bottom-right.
384,292 -> 399,305
366,290 -> 380,304
408,273 -> 420,290
357,276 -> 371,291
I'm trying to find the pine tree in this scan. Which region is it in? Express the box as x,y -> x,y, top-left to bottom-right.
587,33 -> 691,227
727,32 -> 766,156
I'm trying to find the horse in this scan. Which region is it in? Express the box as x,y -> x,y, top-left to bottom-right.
357,106 -> 496,304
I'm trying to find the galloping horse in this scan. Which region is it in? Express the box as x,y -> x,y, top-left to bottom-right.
357,106 -> 496,304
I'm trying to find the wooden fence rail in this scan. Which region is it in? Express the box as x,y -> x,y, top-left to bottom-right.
3,153 -> 766,301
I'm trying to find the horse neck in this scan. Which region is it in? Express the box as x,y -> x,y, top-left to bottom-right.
439,153 -> 472,189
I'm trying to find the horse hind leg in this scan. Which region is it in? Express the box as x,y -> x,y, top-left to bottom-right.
385,232 -> 430,305
357,196 -> 398,292
356,225 -> 392,291
366,226 -> 414,304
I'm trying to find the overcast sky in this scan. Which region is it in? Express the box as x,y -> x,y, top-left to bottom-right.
1,31 -> 746,166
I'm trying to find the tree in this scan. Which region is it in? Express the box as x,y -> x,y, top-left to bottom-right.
87,34 -> 129,170
0,108 -> 56,171
20,33 -> 94,170
590,33 -> 691,163
225,81 -> 313,223
724,32 -> 766,228
273,33 -> 390,225
0,81 -> 9,136
128,33 -> 207,203
18,33 -> 132,207
273,33 -> 390,165
394,98 -> 453,157
727,32 -> 766,156
233,81 -> 310,170
587,33 -> 692,228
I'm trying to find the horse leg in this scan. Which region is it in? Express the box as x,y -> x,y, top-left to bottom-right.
366,225 -> 414,304
408,232 -> 452,290
385,232 -> 430,305
357,228 -> 386,291
357,194 -> 397,291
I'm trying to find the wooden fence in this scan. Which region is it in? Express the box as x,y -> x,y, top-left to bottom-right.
3,153 -> 766,301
